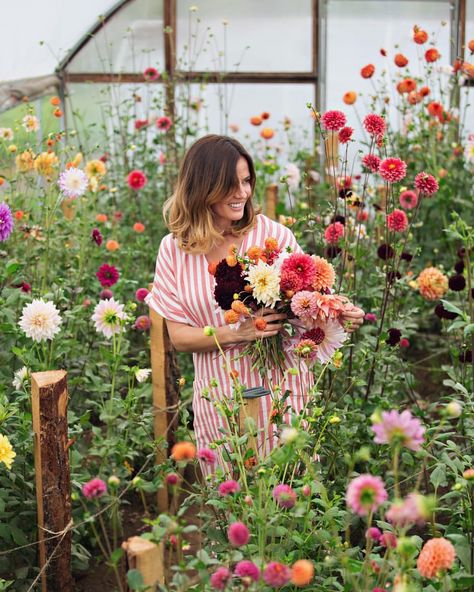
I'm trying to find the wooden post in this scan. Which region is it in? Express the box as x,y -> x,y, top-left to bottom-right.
148,289 -> 180,513
122,536 -> 164,590
324,131 -> 340,185
31,370 -> 73,592
265,183 -> 278,221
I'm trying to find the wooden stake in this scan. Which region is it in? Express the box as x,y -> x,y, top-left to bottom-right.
265,183 -> 278,221
31,370 -> 73,592
122,536 -> 164,590
148,291 -> 180,514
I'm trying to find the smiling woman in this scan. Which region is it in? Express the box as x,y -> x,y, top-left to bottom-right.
147,134 -> 363,476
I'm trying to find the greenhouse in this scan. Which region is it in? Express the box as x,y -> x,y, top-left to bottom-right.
0,0 -> 474,590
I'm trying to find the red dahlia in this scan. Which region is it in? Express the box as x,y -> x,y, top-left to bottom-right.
363,114 -> 386,136
387,209 -> 408,232
338,126 -> 354,144
362,154 -> 381,173
414,172 -> 439,195
321,110 -> 347,131
378,157 -> 407,183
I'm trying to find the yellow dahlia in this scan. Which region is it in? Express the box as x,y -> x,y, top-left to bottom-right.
417,267 -> 448,301
16,149 -> 35,172
0,434 -> 16,470
312,256 -> 336,291
34,152 -> 59,177
85,159 -> 107,179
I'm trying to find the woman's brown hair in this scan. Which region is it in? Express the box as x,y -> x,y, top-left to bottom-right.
163,134 -> 258,253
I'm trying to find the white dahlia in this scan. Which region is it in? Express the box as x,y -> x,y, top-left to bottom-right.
58,167 -> 89,198
19,299 -> 62,342
135,368 -> 151,383
92,298 -> 127,338
246,259 -> 281,308
12,366 -> 30,391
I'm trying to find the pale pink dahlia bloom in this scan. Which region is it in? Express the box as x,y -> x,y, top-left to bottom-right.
303,319 -> 347,364
290,290 -> 318,320
346,474 -> 388,516
385,493 -> 428,527
372,409 -> 425,451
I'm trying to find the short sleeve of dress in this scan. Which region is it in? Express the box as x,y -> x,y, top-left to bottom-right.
146,235 -> 188,323
263,216 -> 304,254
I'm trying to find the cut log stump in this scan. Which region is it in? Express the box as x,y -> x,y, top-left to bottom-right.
122,536 -> 164,590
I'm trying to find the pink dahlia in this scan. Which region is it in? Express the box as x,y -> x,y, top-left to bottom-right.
321,110 -> 347,131
210,566 -> 231,590
324,221 -> 344,244
346,474 -> 388,516
143,67 -> 160,81
234,560 -> 260,582
414,172 -> 439,195
197,447 -> 217,464
96,263 -> 119,287
387,209 -> 408,232
338,126 -> 354,144
135,287 -> 150,302
228,521 -> 250,547
372,409 -> 425,451
127,170 -> 147,190
218,479 -> 241,495
134,315 -> 151,331
363,114 -> 386,136
362,153 -> 381,173
290,290 -> 318,320
303,319 -> 347,364
263,562 -> 292,587
280,253 -> 316,290
272,484 -> 297,508
385,493 -> 427,527
379,157 -> 407,183
366,526 -> 382,542
156,116 -> 172,132
380,532 -> 397,548
399,189 -> 418,210
82,478 -> 107,499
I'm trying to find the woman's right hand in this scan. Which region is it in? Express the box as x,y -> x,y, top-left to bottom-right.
234,308 -> 287,343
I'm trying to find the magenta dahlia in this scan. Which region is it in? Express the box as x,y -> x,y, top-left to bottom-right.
96,263 -> 119,287
387,209 -> 408,232
263,562 -> 291,587
338,126 -> 354,144
280,253 -> 316,290
272,483 -> 297,508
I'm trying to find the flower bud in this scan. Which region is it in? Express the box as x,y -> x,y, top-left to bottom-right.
445,401 -> 462,418
280,427 -> 299,444
203,326 -> 216,336
108,475 -> 120,487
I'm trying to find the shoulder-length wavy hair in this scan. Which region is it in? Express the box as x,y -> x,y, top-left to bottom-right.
163,134 -> 258,253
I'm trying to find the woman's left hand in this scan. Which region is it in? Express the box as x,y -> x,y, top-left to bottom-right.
340,306 -> 365,333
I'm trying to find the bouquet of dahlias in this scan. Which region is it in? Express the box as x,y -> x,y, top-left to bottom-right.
210,237 -> 353,375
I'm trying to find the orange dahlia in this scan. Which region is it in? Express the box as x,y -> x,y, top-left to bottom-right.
361,64 -> 375,78
171,441 -> 196,461
224,309 -> 240,324
291,560 -> 314,586
247,246 -> 264,261
417,267 -> 448,301
231,300 -> 250,316
311,256 -> 336,291
343,91 -> 357,105
417,537 -> 455,578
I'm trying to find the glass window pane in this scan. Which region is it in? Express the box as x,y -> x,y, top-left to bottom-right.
323,0 -> 452,157
67,0 -> 164,74
65,82 -> 166,150
176,0 -> 313,72
174,82 -> 315,158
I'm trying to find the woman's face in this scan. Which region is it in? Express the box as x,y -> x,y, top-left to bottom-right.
211,157 -> 252,232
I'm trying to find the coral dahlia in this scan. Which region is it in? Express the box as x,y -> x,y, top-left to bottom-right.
417,267 -> 448,300
311,256 -> 335,291
417,538 -> 455,578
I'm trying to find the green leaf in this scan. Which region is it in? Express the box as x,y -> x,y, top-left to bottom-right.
127,569 -> 145,590
447,534 -> 471,571
441,299 -> 465,318
463,323 -> 474,337
430,464 -> 447,489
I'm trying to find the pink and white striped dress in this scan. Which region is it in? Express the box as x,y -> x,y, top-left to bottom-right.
147,214 -> 312,469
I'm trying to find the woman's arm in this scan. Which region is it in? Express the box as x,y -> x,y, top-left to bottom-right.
165,309 -> 287,353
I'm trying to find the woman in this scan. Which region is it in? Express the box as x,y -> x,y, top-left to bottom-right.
147,135 -> 364,472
